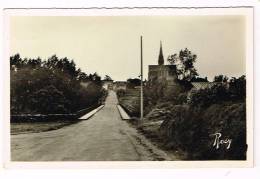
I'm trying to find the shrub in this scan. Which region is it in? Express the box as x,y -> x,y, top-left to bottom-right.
229,75 -> 246,101
176,93 -> 188,104
159,103 -> 246,160
189,76 -> 246,108
10,54 -> 104,115
116,89 -> 126,98
30,85 -> 68,114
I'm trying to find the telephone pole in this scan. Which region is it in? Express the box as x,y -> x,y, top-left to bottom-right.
140,36 -> 144,120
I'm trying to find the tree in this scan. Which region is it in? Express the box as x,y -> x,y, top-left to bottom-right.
10,53 -> 22,70
104,75 -> 113,81
30,85 -> 68,114
189,75 -> 246,107
27,57 -> 42,69
168,48 -> 198,82
191,77 -> 208,82
127,78 -> 141,88
229,75 -> 246,101
92,72 -> 101,82
10,54 -> 105,115
214,75 -> 229,82
77,70 -> 89,82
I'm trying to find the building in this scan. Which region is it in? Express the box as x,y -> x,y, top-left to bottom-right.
190,82 -> 218,91
113,81 -> 127,91
148,41 -> 182,96
102,79 -> 114,90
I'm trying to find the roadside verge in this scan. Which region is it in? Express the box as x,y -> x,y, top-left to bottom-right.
117,105 -> 131,120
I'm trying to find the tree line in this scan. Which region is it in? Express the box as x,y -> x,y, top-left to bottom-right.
10,54 -> 106,115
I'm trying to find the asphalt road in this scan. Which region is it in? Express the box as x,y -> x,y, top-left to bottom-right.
11,90 -> 171,161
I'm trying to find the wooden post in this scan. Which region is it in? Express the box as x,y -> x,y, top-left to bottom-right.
140,36 -> 144,120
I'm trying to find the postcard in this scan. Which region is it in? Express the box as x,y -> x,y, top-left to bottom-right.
3,7 -> 254,168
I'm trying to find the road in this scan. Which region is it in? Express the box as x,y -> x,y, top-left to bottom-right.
11,90 -> 172,161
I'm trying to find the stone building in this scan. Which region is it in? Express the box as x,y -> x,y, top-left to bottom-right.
113,81 -> 127,91
148,41 -> 182,96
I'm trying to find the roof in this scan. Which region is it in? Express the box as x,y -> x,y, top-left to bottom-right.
148,65 -> 176,67
114,81 -> 127,85
102,79 -> 113,82
114,81 -> 126,83
191,82 -> 217,90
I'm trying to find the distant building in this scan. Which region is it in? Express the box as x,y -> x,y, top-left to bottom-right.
190,82 -> 218,91
80,81 -> 91,88
113,81 -> 127,91
102,79 -> 113,90
148,41 -> 182,96
187,82 -> 223,102
189,81 -> 229,94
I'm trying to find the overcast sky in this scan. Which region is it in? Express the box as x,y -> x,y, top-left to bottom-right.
10,15 -> 245,81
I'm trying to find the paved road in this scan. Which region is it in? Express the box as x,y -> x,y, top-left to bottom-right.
11,90 -> 171,161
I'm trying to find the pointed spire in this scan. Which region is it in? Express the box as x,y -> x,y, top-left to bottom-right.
158,41 -> 164,65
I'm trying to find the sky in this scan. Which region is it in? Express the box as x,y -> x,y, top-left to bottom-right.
10,15 -> 246,81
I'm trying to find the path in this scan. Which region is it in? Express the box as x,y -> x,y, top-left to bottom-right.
11,91 -> 172,161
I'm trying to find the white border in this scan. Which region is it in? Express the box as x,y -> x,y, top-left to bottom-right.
2,7 -> 254,169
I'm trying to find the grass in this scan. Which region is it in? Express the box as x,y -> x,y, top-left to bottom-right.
10,103 -> 104,135
118,89 -> 187,159
11,121 -> 75,135
117,88 -> 140,117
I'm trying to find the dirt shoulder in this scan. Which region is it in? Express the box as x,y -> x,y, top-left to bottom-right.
11,121 -> 76,135
126,119 -> 187,160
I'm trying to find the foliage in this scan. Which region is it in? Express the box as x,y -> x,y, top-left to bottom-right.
104,75 -> 113,81
144,73 -> 246,160
189,84 -> 229,108
229,75 -> 246,101
116,89 -> 126,98
10,53 -> 104,115
127,78 -> 141,88
160,103 -> 246,160
30,85 -> 68,114
189,76 -> 246,108
214,75 -> 229,82
168,48 -> 198,82
175,92 -> 188,105
191,76 -> 208,82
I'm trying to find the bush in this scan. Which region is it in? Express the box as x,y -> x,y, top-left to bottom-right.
229,75 -> 246,101
10,54 -> 104,115
159,103 -> 246,160
116,89 -> 126,98
30,85 -> 68,114
176,93 -> 188,104
189,79 -> 245,108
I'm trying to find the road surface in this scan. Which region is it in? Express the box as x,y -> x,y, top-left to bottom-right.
11,90 -> 172,161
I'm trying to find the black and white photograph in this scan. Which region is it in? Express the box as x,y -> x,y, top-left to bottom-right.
3,7 -> 253,167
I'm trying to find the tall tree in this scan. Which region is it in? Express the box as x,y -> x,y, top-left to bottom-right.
10,54 -> 105,114
10,53 -> 23,70
214,75 -> 229,82
104,75 -> 113,81
168,48 -> 198,82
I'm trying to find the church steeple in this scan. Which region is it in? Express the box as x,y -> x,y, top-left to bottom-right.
158,41 -> 164,65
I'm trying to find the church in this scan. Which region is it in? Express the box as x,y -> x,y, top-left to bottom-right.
148,42 -> 182,96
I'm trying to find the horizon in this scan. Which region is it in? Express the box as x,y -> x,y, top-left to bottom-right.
10,16 -> 246,81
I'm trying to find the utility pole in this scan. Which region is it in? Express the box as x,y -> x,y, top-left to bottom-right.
140,36 -> 143,120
